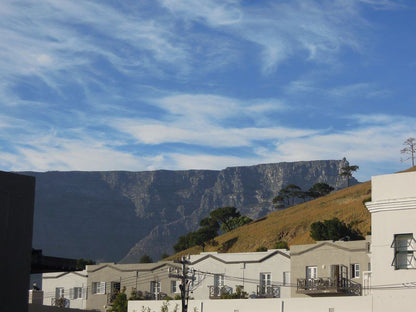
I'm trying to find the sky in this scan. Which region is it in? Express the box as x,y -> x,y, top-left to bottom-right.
1,0 -> 415,181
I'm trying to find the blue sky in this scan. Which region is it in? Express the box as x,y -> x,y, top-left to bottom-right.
1,0 -> 415,181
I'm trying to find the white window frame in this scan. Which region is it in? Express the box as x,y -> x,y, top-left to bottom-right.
260,272 -> 272,287
214,274 -> 225,288
92,282 -> 106,294
351,263 -> 360,278
171,280 -> 180,294
82,287 -> 88,300
150,281 -> 161,296
306,266 -> 317,280
55,287 -> 64,299
283,271 -> 290,286
392,233 -> 416,270
68,287 -> 83,300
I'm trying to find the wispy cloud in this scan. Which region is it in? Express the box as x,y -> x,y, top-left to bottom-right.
0,0 -> 413,181
258,114 -> 416,179
109,93 -> 306,147
159,0 -> 372,73
286,79 -> 389,101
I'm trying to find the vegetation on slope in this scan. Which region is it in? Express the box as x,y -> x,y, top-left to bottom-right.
170,181 -> 372,259
167,167 -> 416,259
167,167 -> 416,260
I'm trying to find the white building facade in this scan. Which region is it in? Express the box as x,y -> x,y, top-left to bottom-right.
366,170 -> 416,311
42,270 -> 88,309
188,249 -> 291,300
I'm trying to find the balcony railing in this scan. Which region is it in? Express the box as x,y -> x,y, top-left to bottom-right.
256,285 -> 280,298
297,278 -> 362,296
208,285 -> 233,299
51,297 -> 70,308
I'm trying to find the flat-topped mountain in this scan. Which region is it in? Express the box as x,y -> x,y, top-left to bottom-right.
24,159 -> 356,263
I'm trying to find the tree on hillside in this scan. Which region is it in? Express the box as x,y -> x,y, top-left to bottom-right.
274,240 -> 289,250
193,226 -> 218,251
401,137 -> 416,167
173,232 -> 195,253
339,165 -> 359,187
310,218 -> 364,241
199,216 -> 220,232
75,258 -> 96,270
209,206 -> 241,232
273,184 -> 303,208
139,254 -> 153,263
173,207 -> 250,253
308,183 -> 334,199
223,215 -> 252,232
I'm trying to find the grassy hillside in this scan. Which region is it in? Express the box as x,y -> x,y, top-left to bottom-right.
169,167 -> 415,259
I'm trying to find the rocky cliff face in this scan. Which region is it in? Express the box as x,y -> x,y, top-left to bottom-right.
25,159 -> 356,263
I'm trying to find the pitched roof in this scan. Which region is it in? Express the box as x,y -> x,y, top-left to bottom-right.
86,261 -> 179,273
189,249 -> 290,265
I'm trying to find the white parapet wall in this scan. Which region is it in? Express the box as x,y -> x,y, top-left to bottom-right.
129,297 -> 372,312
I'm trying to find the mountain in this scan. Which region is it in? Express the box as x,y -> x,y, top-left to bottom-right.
24,159 -> 356,263
171,178 -> 373,259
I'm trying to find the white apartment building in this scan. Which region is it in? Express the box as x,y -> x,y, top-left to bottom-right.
42,270 -> 88,309
188,249 -> 291,300
366,170 -> 416,311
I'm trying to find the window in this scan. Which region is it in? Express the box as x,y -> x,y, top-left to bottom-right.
306,266 -> 317,280
110,282 -> 121,294
260,272 -> 272,288
351,264 -> 360,278
283,272 -> 290,286
92,282 -> 106,294
69,287 -> 83,299
55,287 -> 64,299
171,280 -> 180,293
150,281 -> 161,296
214,274 -> 224,288
392,233 -> 416,269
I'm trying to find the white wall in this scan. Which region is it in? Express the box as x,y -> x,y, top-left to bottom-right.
366,172 -> 416,290
365,171 -> 416,311
189,250 -> 290,300
42,270 -> 87,309
371,171 -> 416,201
129,297 -> 372,312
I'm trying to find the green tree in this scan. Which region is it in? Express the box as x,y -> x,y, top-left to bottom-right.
222,216 -> 252,232
310,218 -> 364,241
256,246 -> 268,252
273,184 -> 303,208
75,258 -> 96,270
193,226 -> 218,251
173,207 -> 250,253
139,254 -> 153,263
339,165 -> 359,187
199,216 -> 220,232
209,206 -> 241,232
161,252 -> 170,259
109,287 -> 127,312
308,183 -> 334,199
274,240 -> 289,250
401,137 -> 416,167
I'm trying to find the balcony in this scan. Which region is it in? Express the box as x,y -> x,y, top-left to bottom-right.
297,278 -> 361,296
208,285 -> 234,299
256,285 -> 280,298
51,297 -> 69,308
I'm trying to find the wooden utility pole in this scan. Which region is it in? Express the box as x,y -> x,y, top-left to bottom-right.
169,256 -> 195,312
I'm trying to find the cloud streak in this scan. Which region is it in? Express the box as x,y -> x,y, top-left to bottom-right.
0,0 -> 413,182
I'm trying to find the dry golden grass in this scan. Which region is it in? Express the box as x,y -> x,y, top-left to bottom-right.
169,167 -> 416,259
